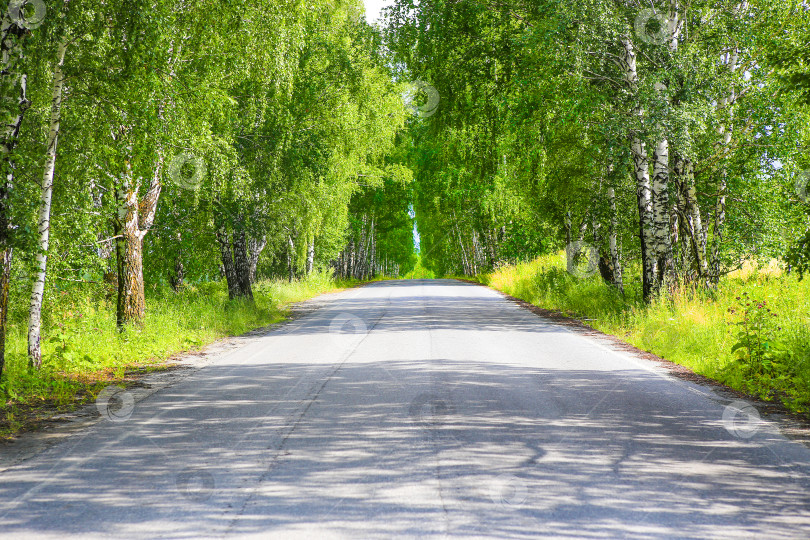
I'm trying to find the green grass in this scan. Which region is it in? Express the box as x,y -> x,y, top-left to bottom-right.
0,269 -> 352,438
403,256 -> 436,279
480,253 -> 810,415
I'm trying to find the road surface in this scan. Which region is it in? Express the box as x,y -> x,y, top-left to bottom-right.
2,279 -> 810,538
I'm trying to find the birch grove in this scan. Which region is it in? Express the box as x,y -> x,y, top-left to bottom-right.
0,0 -> 808,384
0,0 -> 411,381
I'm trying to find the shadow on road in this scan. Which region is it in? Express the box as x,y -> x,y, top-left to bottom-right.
2,279 -> 809,538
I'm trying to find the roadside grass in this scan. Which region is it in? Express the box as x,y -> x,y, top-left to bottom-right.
479,253 -> 810,415
0,270 -> 350,439
403,256 -> 436,279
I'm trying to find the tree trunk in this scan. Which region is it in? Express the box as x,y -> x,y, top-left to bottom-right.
564,211 -> 572,246
306,241 -> 315,275
28,40 -> 68,368
0,248 -> 11,381
347,243 -> 352,278
621,38 -> 656,301
711,175 -> 727,284
709,46 -> 739,285
115,215 -> 145,328
216,228 -> 239,300
114,148 -> 163,329
169,255 -> 184,292
651,139 -> 673,290
607,187 -> 624,293
287,235 -> 295,282
673,154 -> 708,281
0,13 -> 30,380
233,227 -> 253,300
248,235 -> 266,283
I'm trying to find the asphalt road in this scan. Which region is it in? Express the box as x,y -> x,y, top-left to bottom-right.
2,279 -> 810,539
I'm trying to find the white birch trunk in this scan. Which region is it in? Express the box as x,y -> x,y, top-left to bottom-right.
620,38 -> 657,299
647,1 -> 682,292
710,18 -> 743,283
607,187 -> 624,293
28,40 -> 67,368
651,138 -> 672,288
0,12 -> 29,380
307,240 -> 315,275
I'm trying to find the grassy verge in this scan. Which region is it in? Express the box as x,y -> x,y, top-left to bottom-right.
0,270 -> 352,439
478,253 -> 810,415
403,256 -> 436,279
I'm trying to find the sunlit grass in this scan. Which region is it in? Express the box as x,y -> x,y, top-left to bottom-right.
403,256 -> 436,279
0,270 -> 351,437
482,252 -> 810,414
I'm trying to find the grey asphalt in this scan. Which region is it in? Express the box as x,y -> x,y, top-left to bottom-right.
1,279 -> 810,539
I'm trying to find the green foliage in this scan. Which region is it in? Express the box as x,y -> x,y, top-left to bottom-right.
727,293 -> 798,403
403,256 -> 435,279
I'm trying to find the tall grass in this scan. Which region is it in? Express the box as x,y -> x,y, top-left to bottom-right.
0,270 -> 349,436
482,253 -> 810,414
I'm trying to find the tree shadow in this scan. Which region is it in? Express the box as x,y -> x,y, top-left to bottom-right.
1,280 -> 809,538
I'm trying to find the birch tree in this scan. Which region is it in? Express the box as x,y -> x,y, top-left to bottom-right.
0,3 -> 34,380
27,37 -> 66,367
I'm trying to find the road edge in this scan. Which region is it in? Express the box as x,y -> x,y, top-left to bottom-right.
455,278 -> 810,449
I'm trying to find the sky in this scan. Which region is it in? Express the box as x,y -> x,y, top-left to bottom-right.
363,0 -> 394,24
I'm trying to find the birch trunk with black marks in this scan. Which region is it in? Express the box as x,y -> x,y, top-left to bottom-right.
607,187 -> 624,293
673,155 -> 708,281
0,12 -> 30,379
648,5 -> 682,294
306,241 -> 314,275
216,222 -> 254,300
347,237 -> 355,279
248,235 -> 266,283
28,40 -> 68,368
233,227 -> 253,300
651,139 -> 673,288
620,38 -> 657,301
287,234 -> 295,282
169,256 -> 184,291
369,219 -> 375,278
216,228 -> 239,299
710,43 -> 740,284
